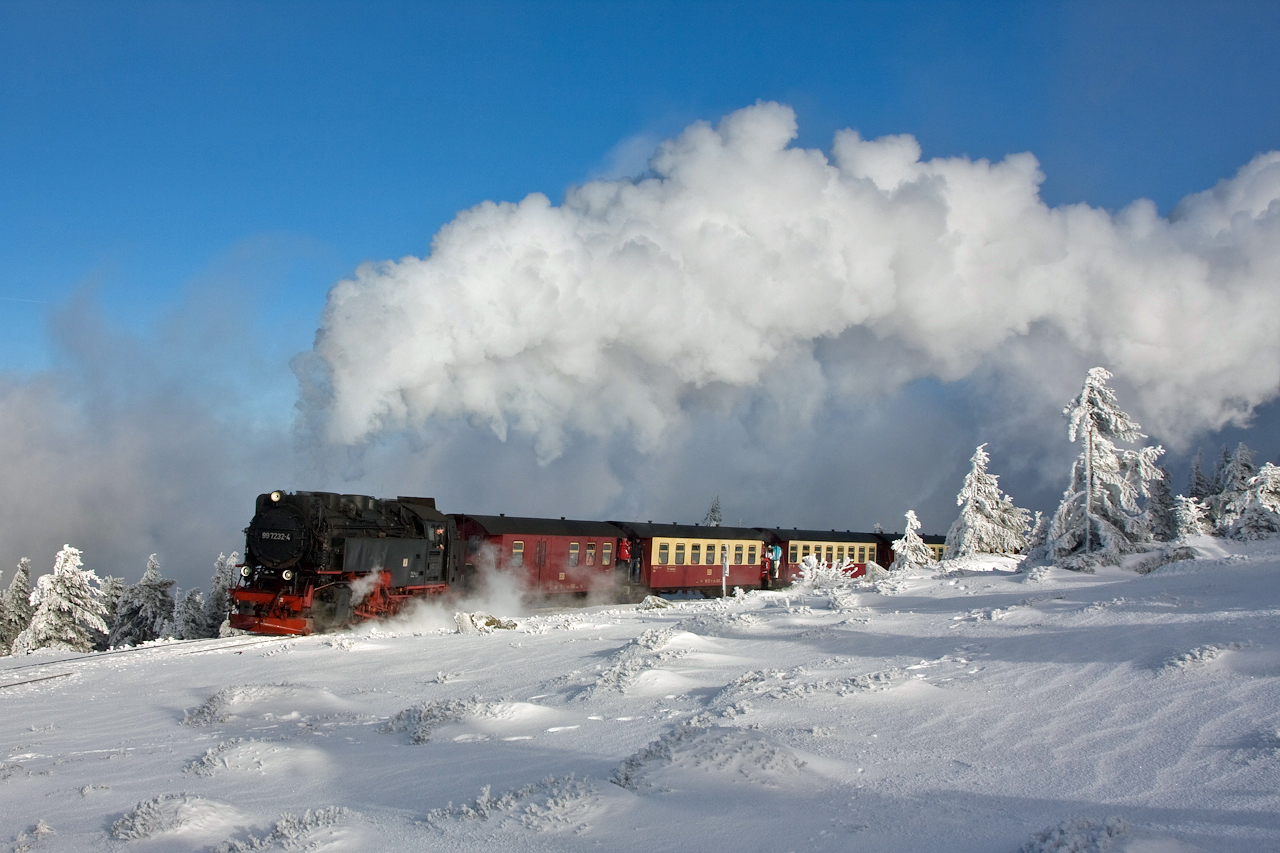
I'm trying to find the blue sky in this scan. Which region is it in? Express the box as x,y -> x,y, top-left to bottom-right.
2,1 -> 1279,584
5,1 -> 1278,372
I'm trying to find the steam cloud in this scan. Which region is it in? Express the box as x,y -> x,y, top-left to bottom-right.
310,102 -> 1280,460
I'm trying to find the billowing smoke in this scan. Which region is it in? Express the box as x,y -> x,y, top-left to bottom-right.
308,101 -> 1280,464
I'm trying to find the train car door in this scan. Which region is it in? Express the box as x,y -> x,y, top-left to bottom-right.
534,539 -> 550,591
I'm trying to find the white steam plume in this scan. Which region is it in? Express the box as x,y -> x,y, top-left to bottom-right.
309,101 -> 1280,458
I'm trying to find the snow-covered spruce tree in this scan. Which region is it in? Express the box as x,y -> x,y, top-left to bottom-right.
944,444 -> 1030,558
1041,367 -> 1164,569
205,551 -> 240,634
1143,467 -> 1178,543
1225,463 -> 1280,540
99,575 -> 125,626
1209,443 -> 1256,532
175,588 -> 213,639
11,546 -> 108,654
891,510 -> 936,570
703,496 -> 722,527
0,558 -> 34,653
108,554 -> 178,648
1173,495 -> 1211,540
1188,450 -> 1214,500
1022,511 -> 1047,558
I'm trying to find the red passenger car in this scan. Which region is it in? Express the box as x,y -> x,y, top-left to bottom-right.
452,514 -> 624,594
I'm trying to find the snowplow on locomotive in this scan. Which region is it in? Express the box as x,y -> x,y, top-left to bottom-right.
231,490 -> 898,636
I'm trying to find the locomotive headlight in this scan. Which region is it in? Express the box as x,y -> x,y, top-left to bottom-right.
270,490 -> 283,502
240,566 -> 251,577
282,569 -> 294,581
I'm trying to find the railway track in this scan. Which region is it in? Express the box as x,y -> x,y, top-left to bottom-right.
0,635 -> 291,677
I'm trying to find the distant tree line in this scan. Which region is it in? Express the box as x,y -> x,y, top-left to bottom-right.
0,548 -> 240,655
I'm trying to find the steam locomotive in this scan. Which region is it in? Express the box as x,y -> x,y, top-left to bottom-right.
230,489 -> 920,636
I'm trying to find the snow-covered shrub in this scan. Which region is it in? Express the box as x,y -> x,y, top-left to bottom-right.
1018,816 -> 1128,852
454,611 -> 517,633
217,806 -> 350,852
12,545 -> 108,654
795,556 -> 847,589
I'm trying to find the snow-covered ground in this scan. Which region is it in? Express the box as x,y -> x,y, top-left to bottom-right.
5,537 -> 1280,852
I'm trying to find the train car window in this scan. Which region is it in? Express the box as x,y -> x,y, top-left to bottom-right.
675,543 -> 686,565
733,544 -> 743,565
569,542 -> 580,567
658,542 -> 669,564
748,545 -> 757,563
826,545 -> 834,562
802,544 -> 811,559
866,545 -> 875,562
602,542 -> 612,565
690,543 -> 701,563
512,541 -> 524,567
707,544 -> 717,564
789,544 -> 798,563
837,546 -> 845,562
585,542 -> 596,565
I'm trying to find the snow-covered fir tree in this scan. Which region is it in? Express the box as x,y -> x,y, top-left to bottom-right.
1173,495 -> 1211,540
1212,445 -> 1233,492
944,444 -> 1030,558
703,496 -> 722,527
11,546 -> 108,654
1039,367 -> 1164,569
99,575 -> 125,626
1022,511 -> 1048,558
0,558 -> 34,653
891,510 -> 936,570
1188,451 -> 1214,500
1143,467 -> 1178,543
0,571 -> 7,652
175,588 -> 212,640
1208,443 -> 1256,531
1224,463 -> 1280,540
205,551 -> 240,634
108,554 -> 177,648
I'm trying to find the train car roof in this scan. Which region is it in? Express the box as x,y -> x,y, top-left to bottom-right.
395,497 -> 449,522
609,521 -> 766,540
454,514 -> 626,538
756,528 -> 885,544
921,534 -> 947,545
